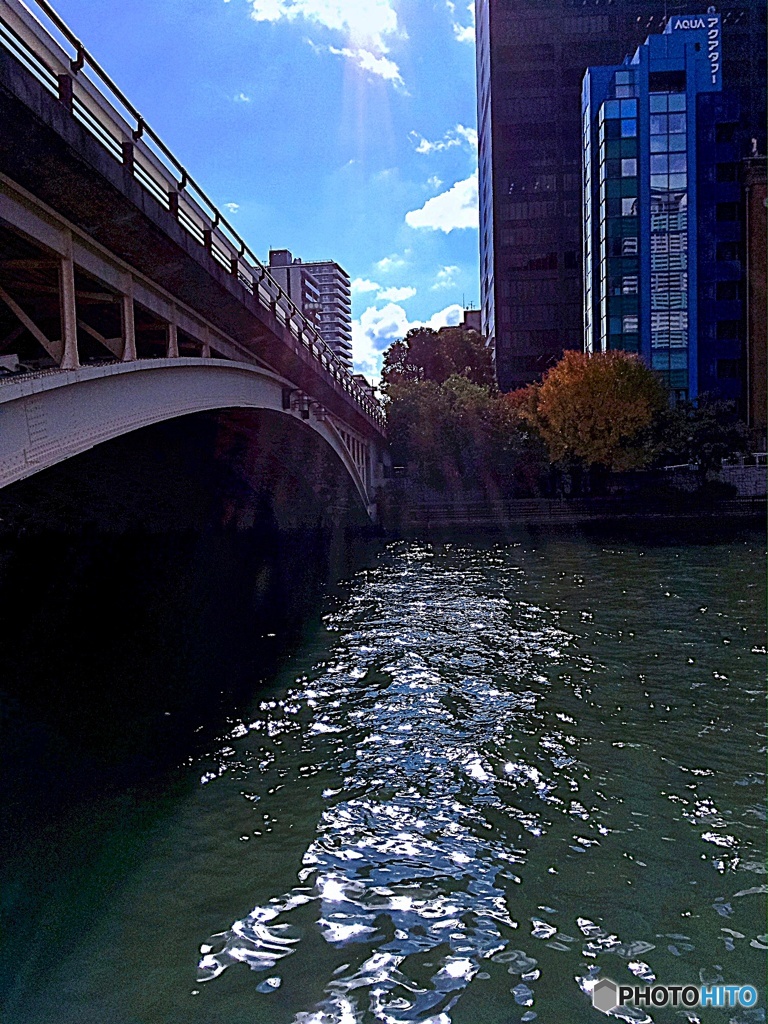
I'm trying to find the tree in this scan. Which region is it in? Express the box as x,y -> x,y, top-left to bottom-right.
522,350 -> 668,472
382,326 -> 494,389
656,394 -> 752,473
386,374 -> 548,496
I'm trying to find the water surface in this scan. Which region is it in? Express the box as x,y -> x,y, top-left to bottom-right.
3,535 -> 766,1023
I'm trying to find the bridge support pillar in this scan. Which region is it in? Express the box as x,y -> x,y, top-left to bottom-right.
58,242 -> 79,370
166,321 -> 179,358
121,285 -> 137,362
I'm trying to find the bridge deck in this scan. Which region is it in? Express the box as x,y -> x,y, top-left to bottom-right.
0,0 -> 384,442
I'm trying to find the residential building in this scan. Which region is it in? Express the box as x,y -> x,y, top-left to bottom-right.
582,14 -> 751,406
300,260 -> 353,370
475,0 -> 766,392
268,251 -> 353,369
462,309 -> 483,333
268,248 -> 321,325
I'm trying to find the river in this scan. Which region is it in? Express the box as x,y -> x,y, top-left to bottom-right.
1,533 -> 766,1023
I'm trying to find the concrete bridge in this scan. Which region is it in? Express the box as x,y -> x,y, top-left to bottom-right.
0,0 -> 387,525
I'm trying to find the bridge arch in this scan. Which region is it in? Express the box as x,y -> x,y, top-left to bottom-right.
0,358 -> 378,520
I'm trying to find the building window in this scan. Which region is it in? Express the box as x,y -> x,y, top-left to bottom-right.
621,158 -> 637,177
716,202 -> 740,221
564,250 -> 579,270
621,119 -> 637,138
716,163 -> 738,182
715,123 -> 737,144
716,320 -> 741,340
621,198 -> 638,216
623,315 -> 638,333
716,242 -> 739,262
717,358 -> 741,378
651,154 -> 668,174
622,237 -> 638,255
649,70 -> 686,93
622,276 -> 639,294
716,281 -> 739,301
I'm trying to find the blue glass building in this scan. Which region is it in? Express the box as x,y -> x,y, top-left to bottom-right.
582,14 -> 745,405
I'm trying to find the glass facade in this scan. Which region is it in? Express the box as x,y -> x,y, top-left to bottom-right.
597,72 -> 640,355
477,0 -> 766,393
648,90 -> 689,394
581,13 -> 752,406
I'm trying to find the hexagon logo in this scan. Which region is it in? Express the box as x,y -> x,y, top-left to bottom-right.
592,978 -> 620,1015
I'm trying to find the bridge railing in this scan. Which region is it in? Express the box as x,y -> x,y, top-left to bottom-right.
0,0 -> 385,430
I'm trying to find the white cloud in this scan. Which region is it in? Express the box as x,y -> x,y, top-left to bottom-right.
352,301 -> 464,379
427,174 -> 444,190
351,277 -> 380,294
377,285 -> 416,302
446,1 -> 475,44
375,253 -> 407,274
454,124 -> 478,151
424,304 -> 464,330
432,265 -> 460,290
328,45 -> 405,89
453,22 -> 475,43
248,0 -> 404,86
409,123 -> 477,156
224,202 -> 240,213
234,92 -> 251,102
405,172 -> 479,233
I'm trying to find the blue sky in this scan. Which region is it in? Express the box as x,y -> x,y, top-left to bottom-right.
52,0 -> 480,380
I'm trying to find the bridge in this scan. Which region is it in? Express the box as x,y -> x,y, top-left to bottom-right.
0,0 -> 387,527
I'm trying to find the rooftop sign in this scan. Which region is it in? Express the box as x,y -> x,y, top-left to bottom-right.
665,10 -> 721,87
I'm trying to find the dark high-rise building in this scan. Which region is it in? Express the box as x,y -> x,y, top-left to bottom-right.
744,153 -> 767,429
475,0 -> 766,392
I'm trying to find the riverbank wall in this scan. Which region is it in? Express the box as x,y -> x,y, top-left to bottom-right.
382,495 -> 766,534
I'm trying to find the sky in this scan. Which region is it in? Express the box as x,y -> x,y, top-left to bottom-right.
51,0 -> 481,381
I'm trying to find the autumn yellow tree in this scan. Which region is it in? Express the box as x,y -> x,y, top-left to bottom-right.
522,350 -> 668,471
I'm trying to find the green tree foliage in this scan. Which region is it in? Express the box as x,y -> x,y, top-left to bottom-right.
656,395 -> 753,473
382,326 -> 494,389
520,350 -> 668,471
387,374 -> 547,495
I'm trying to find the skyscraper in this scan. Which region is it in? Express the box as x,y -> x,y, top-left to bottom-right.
268,251 -> 353,370
475,0 -> 766,392
582,13 -> 745,406
300,260 -> 353,370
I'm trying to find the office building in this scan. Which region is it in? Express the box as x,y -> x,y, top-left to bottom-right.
744,153 -> 766,428
582,15 -> 750,406
475,0 -> 766,392
268,251 -> 353,369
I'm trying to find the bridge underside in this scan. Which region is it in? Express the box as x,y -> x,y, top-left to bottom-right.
0,405 -> 373,536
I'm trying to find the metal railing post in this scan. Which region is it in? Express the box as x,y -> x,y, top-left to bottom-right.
56,72 -> 73,111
